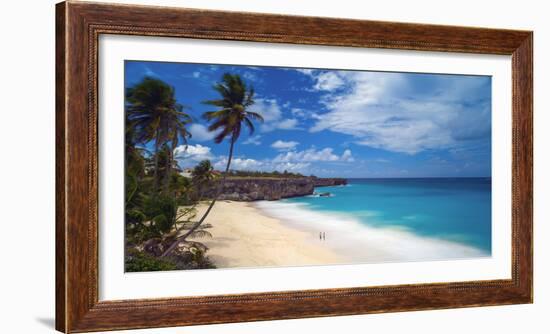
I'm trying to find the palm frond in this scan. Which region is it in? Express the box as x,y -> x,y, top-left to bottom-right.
200,72 -> 263,147
243,87 -> 255,107
212,82 -> 231,100
207,118 -> 230,132
203,109 -> 231,121
214,126 -> 233,144
243,117 -> 255,135
188,229 -> 213,239
245,111 -> 264,122
202,99 -> 227,107
176,222 -> 196,230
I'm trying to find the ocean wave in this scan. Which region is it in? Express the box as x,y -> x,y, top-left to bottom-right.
307,193 -> 335,198
253,200 -> 488,263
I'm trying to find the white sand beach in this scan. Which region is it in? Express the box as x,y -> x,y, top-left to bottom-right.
187,201 -> 344,268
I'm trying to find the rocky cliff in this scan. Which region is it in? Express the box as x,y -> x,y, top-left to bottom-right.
203,177 -> 347,201
312,177 -> 348,187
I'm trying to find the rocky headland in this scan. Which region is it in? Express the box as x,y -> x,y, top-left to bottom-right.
203,177 -> 347,201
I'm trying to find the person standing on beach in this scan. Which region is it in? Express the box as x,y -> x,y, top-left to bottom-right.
323,232 -> 326,241
319,232 -> 322,240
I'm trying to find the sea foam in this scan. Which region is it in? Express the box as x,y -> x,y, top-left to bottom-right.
253,200 -> 488,264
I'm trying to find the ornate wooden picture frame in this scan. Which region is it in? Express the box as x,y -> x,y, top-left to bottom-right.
56,1 -> 532,332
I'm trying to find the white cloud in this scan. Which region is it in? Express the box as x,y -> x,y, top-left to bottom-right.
213,156 -> 311,173
312,72 -> 345,91
341,149 -> 355,162
308,71 -> 490,154
295,68 -> 314,76
188,123 -> 217,142
290,108 -> 306,118
273,147 -> 353,163
251,98 -> 280,122
273,162 -> 311,172
271,140 -> 299,151
242,71 -> 260,83
174,144 -> 213,163
143,66 -> 158,77
251,98 -> 299,132
277,119 -> 299,130
192,71 -> 201,78
206,147 -> 353,175
290,108 -> 321,120
243,135 -> 262,145
214,157 -> 264,171
295,68 -> 345,91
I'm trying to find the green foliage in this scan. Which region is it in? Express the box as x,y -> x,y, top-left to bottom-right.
169,173 -> 194,204
124,73 -> 267,268
202,73 -> 263,144
192,160 -> 214,181
168,247 -> 217,270
191,160 -> 215,200
188,248 -> 216,269
125,193 -> 179,245
224,169 -> 305,178
141,194 -> 178,235
155,144 -> 172,190
125,223 -> 157,247
124,83 -> 196,244
126,77 -> 190,146
125,116 -> 147,208
126,208 -> 146,225
125,249 -> 177,272
125,171 -> 140,209
126,76 -> 192,192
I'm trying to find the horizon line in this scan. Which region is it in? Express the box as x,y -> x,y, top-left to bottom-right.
335,176 -> 491,179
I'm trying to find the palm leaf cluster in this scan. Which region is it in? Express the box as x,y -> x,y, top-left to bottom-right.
203,73 -> 263,144
126,77 -> 192,191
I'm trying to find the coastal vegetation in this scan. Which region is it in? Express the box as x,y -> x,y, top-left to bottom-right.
124,74 -> 265,271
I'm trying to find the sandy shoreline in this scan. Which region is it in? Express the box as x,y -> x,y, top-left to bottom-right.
187,201 -> 343,268
186,200 -> 488,269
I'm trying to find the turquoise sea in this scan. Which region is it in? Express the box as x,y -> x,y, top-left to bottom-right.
259,178 -> 491,261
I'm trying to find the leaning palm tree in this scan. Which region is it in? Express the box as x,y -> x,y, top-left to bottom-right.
126,77 -> 192,192
161,73 -> 263,257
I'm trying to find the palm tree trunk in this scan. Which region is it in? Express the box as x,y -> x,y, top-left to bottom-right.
153,131 -> 161,192
161,137 -> 235,257
164,145 -> 172,193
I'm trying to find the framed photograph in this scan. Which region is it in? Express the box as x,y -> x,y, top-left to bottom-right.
56,1 -> 532,332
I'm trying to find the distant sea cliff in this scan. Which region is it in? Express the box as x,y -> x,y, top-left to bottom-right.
203,177 -> 347,201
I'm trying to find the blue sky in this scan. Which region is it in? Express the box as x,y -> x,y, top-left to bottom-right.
125,60 -> 491,178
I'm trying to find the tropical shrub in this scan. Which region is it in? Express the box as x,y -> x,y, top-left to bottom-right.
125,249 -> 177,272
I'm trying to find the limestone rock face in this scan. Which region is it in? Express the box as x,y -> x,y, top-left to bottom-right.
202,177 -> 347,201
312,177 -> 347,187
